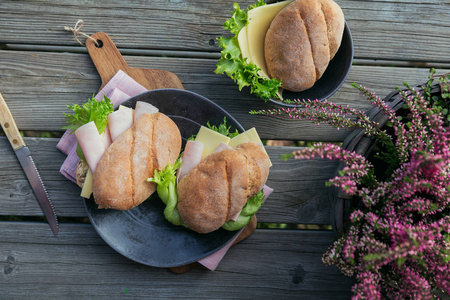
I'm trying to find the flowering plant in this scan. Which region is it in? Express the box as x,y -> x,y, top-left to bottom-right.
251,70 -> 450,299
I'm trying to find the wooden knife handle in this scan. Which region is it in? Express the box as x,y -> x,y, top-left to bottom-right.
0,93 -> 26,151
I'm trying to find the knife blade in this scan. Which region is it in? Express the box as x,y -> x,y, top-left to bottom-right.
0,93 -> 58,236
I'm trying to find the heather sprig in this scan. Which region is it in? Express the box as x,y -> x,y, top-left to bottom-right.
253,69 -> 450,299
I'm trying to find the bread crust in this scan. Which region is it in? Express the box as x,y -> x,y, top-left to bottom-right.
93,112 -> 181,210
76,159 -> 89,188
177,142 -> 270,234
264,0 -> 345,92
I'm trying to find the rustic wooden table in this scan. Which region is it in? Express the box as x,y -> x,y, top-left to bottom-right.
0,0 -> 448,298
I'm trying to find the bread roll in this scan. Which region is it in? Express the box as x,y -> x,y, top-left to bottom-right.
264,0 -> 345,92
93,113 -> 182,210
177,142 -> 270,234
76,159 -> 89,188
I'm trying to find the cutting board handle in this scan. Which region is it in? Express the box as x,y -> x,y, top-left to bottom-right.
86,32 -> 128,89
85,32 -> 184,91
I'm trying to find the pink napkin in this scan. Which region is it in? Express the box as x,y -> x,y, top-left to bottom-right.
57,70 -> 272,271
198,185 -> 273,270
57,70 -> 147,182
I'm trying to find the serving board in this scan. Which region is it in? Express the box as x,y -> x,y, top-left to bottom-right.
86,32 -> 184,91
84,32 -> 256,273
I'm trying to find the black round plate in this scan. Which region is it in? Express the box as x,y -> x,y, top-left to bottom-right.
84,89 -> 244,268
270,23 -> 354,107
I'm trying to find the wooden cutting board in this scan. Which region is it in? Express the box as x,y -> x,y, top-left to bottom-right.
86,32 -> 184,91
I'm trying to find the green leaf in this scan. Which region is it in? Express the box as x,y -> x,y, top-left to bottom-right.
280,153 -> 293,161
215,1 -> 282,101
147,158 -> 187,227
76,143 -> 87,164
222,189 -> 265,231
206,117 -> 239,138
223,2 -> 248,35
62,95 -> 114,135
396,257 -> 407,267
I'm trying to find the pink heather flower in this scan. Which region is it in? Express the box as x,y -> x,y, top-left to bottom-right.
253,76 -> 450,298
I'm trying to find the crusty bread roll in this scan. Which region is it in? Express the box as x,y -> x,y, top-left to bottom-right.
264,0 -> 345,92
76,159 -> 89,188
93,112 -> 182,210
177,142 -> 270,234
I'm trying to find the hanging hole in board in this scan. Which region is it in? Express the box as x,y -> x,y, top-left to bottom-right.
95,40 -> 103,48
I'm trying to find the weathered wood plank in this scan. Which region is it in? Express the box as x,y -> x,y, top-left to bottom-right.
0,221 -> 354,299
0,138 -> 338,224
0,0 -> 448,63
0,50 -> 447,141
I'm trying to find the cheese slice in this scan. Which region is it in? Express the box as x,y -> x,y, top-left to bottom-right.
238,25 -> 251,62
80,168 -> 93,198
237,1 -> 292,99
194,126 -> 231,160
119,105 -> 135,120
229,127 -> 272,166
247,0 -> 294,79
80,131 -> 111,199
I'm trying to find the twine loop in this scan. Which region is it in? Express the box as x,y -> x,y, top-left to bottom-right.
64,20 -> 99,47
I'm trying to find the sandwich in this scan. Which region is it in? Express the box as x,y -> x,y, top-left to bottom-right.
63,96 -> 182,210
177,142 -> 270,233
64,96 -> 272,233
148,121 -> 272,234
92,112 -> 181,210
215,0 -> 345,101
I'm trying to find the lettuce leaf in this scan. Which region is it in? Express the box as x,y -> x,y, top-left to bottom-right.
215,1 -> 282,102
62,95 -> 114,163
222,189 -> 265,231
147,158 -> 187,227
207,117 -> 239,138
62,95 -> 114,135
187,117 -> 239,141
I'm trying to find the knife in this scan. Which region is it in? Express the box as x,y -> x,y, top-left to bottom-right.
0,93 -> 58,236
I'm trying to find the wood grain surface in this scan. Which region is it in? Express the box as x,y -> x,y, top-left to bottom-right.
0,137 -> 337,224
0,0 -> 448,297
0,222 -> 354,299
0,0 -> 448,63
0,49 -> 447,141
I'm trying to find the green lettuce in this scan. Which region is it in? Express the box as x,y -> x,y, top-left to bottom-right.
147,158 -> 186,227
215,1 -> 282,102
207,117 -> 239,138
62,95 -> 113,134
62,95 -> 114,163
222,189 -> 265,231
188,117 -> 239,141
149,116 -> 265,232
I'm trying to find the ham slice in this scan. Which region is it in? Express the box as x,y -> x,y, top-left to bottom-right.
75,121 -> 106,173
134,101 -> 159,122
177,140 -> 204,181
107,108 -> 134,142
102,126 -> 112,149
213,142 -> 233,153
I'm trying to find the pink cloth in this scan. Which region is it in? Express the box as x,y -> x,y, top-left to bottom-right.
198,185 -> 273,270
56,70 -> 147,182
56,70 -> 273,271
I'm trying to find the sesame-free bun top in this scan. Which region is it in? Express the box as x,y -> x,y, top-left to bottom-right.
264,0 -> 345,92
177,142 -> 270,234
92,112 -> 182,210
